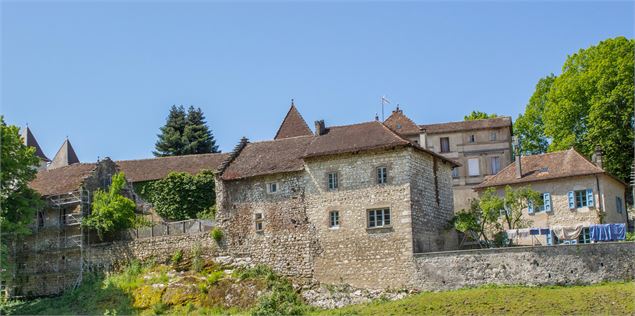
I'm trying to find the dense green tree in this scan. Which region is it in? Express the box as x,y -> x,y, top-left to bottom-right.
464,111 -> 498,121
146,171 -> 216,221
184,106 -> 219,154
0,117 -> 43,277
154,105 -> 188,157
515,37 -> 634,181
154,105 -> 219,156
514,75 -> 555,155
82,172 -> 137,240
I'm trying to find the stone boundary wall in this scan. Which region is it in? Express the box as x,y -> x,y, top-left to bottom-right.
86,232 -> 221,272
410,242 -> 635,291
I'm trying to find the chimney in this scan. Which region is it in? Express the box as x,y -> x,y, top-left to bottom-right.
314,120 -> 326,136
419,128 -> 428,149
592,145 -> 603,169
513,136 -> 522,179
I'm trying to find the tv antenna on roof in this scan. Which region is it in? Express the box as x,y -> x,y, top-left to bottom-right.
381,95 -> 391,121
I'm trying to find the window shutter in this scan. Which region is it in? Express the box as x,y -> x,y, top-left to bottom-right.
544,193 -> 552,212
586,189 -> 594,207
568,191 -> 575,209
528,200 -> 534,214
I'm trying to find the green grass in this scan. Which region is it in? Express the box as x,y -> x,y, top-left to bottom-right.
312,282 -> 635,316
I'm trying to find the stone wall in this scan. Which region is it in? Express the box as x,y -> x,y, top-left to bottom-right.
411,242 -> 635,291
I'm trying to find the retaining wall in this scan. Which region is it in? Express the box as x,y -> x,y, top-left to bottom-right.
410,242 -> 635,290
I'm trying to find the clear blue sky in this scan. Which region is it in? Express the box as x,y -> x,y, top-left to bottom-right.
2,1 -> 633,161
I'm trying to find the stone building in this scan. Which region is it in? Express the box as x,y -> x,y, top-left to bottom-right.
383,107 -> 513,212
215,104 -> 459,288
474,147 -> 628,246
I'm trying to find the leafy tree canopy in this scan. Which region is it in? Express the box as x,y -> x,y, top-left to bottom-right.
146,170 -> 216,221
464,111 -> 498,121
515,37 -> 634,181
154,105 -> 219,157
82,172 -> 137,239
453,186 -> 540,247
0,116 -> 43,237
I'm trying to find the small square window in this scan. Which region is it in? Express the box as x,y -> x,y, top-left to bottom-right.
440,137 -> 450,153
255,213 -> 263,232
327,172 -> 338,190
574,190 -> 588,208
367,208 -> 391,228
616,197 -> 623,213
267,183 -> 278,194
468,134 -> 476,143
451,167 -> 459,178
329,211 -> 339,228
490,131 -> 497,141
377,167 -> 388,184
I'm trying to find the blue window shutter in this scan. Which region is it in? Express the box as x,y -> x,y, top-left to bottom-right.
544,193 -> 552,212
568,191 -> 575,209
528,200 -> 534,214
587,189 -> 594,207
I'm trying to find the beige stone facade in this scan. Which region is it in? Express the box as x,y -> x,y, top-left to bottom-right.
217,146 -> 457,289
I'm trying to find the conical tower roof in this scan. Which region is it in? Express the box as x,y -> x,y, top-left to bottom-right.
48,138 -> 80,170
22,126 -> 50,162
274,101 -> 313,139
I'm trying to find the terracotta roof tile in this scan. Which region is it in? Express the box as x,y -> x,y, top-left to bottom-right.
383,108 -> 421,135
274,104 -> 313,139
30,163 -> 97,197
117,153 -> 230,183
304,121 -> 410,158
420,117 -> 512,134
222,136 -> 314,180
475,149 -> 609,189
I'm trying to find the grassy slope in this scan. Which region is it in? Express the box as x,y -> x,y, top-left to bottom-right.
313,282 -> 635,316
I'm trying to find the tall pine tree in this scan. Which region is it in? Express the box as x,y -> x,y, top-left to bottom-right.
154,105 -> 219,157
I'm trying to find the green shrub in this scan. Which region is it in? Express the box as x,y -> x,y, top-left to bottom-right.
626,232 -> 635,241
211,228 -> 223,243
82,172 -> 137,239
171,250 -> 183,265
146,171 -> 216,220
207,271 -> 224,285
191,244 -> 203,273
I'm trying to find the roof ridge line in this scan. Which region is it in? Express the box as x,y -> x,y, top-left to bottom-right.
115,152 -> 226,163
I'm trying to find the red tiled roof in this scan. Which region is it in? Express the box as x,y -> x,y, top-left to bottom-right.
274,104 -> 313,139
116,153 -> 230,183
222,136 -> 314,180
420,117 -> 512,134
474,148 -> 616,189
383,108 -> 421,135
30,163 -> 97,197
304,121 -> 410,158
222,121 -> 459,180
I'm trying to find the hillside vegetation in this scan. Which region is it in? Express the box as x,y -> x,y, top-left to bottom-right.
2,255 -> 633,315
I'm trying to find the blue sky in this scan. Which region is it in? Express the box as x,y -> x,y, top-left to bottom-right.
2,1 -> 633,161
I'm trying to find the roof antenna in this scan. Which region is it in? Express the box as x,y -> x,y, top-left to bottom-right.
381,95 -> 391,121
375,113 -> 379,121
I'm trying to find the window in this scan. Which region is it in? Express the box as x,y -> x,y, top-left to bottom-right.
377,167 -> 388,184
530,192 -> 552,213
37,211 -> 44,228
468,158 -> 480,176
490,157 -> 501,174
490,131 -> 497,141
468,134 -> 476,143
255,213 -> 263,232
451,167 -> 459,178
267,182 -> 278,194
329,211 -> 339,228
577,227 -> 591,244
440,137 -> 450,153
616,197 -> 624,213
367,208 -> 391,228
569,189 -> 594,209
327,172 -> 338,190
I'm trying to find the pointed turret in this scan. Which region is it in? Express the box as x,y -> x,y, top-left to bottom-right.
274,100 -> 313,140
49,138 -> 80,170
22,126 -> 50,162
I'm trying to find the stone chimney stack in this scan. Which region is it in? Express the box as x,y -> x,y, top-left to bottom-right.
592,145 -> 604,169
513,136 -> 522,179
314,120 -> 326,136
